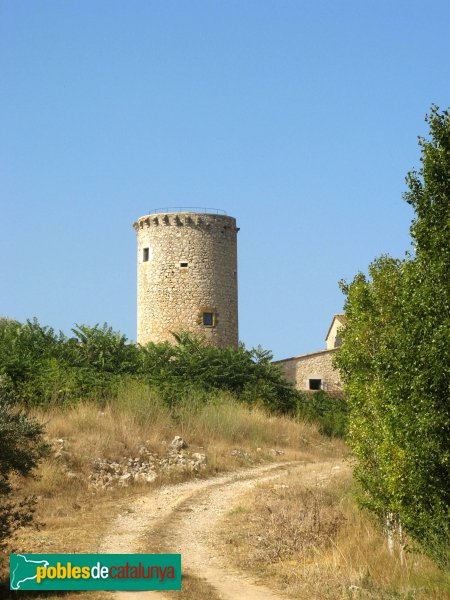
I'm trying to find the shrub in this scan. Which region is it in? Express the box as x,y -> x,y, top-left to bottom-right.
295,390 -> 348,437
0,375 -> 48,551
0,320 -> 298,414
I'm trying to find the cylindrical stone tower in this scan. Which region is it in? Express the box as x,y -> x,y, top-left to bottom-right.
133,210 -> 239,348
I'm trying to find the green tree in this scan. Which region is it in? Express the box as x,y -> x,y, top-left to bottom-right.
69,323 -> 140,374
0,317 -> 298,411
335,106 -> 450,567
140,332 -> 297,412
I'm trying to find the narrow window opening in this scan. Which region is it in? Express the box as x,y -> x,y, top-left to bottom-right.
309,379 -> 322,391
180,262 -> 189,268
143,248 -> 149,262
202,312 -> 214,327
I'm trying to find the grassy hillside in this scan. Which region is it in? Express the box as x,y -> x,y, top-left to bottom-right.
1,386 -> 343,598
2,317 -> 446,599
221,470 -> 449,599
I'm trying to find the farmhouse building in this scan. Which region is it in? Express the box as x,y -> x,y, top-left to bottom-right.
274,315 -> 345,393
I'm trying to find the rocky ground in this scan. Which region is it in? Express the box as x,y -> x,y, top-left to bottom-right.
51,435 -> 208,489
51,436 -> 285,491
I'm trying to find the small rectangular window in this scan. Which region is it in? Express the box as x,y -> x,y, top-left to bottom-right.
309,379 -> 322,391
203,312 -> 214,327
143,248 -> 149,262
180,262 -> 189,268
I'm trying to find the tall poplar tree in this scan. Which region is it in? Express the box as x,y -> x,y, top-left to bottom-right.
335,106 -> 450,567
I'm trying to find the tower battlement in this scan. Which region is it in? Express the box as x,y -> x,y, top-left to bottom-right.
133,212 -> 239,234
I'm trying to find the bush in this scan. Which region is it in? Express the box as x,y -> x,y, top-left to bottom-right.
295,391 -> 348,437
0,375 -> 48,551
0,320 -> 298,414
139,333 -> 298,413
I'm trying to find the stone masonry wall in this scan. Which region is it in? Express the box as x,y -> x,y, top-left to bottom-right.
275,349 -> 342,393
133,212 -> 239,348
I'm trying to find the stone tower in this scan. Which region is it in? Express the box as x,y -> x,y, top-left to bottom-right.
133,210 -> 239,348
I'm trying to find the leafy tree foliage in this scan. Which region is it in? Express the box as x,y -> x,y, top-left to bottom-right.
295,390 -> 348,437
335,106 -> 450,567
0,319 -> 141,404
140,332 -> 297,412
68,324 -> 141,373
0,320 -> 297,412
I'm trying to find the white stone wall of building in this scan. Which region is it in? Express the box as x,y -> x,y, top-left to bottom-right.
275,349 -> 342,393
133,211 -> 238,348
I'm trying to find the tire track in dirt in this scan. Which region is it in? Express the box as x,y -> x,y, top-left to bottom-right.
101,460 -> 345,599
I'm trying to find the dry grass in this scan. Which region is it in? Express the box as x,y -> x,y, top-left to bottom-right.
2,384 -> 343,594
33,384 -> 344,481
220,470 -> 450,600
165,573 -> 221,600
3,385 -> 446,599
4,592 -> 110,600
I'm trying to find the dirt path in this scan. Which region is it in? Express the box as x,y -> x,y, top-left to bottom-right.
101,459 -> 345,599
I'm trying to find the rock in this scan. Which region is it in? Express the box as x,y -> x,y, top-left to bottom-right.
268,448 -> 284,456
256,447 -> 262,452
191,452 -> 206,464
272,484 -> 289,490
171,436 -> 188,451
230,449 -> 250,459
119,473 -> 133,486
144,472 -> 157,483
88,440 -> 206,489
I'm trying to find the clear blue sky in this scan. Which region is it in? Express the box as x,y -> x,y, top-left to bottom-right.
1,1 -> 449,359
